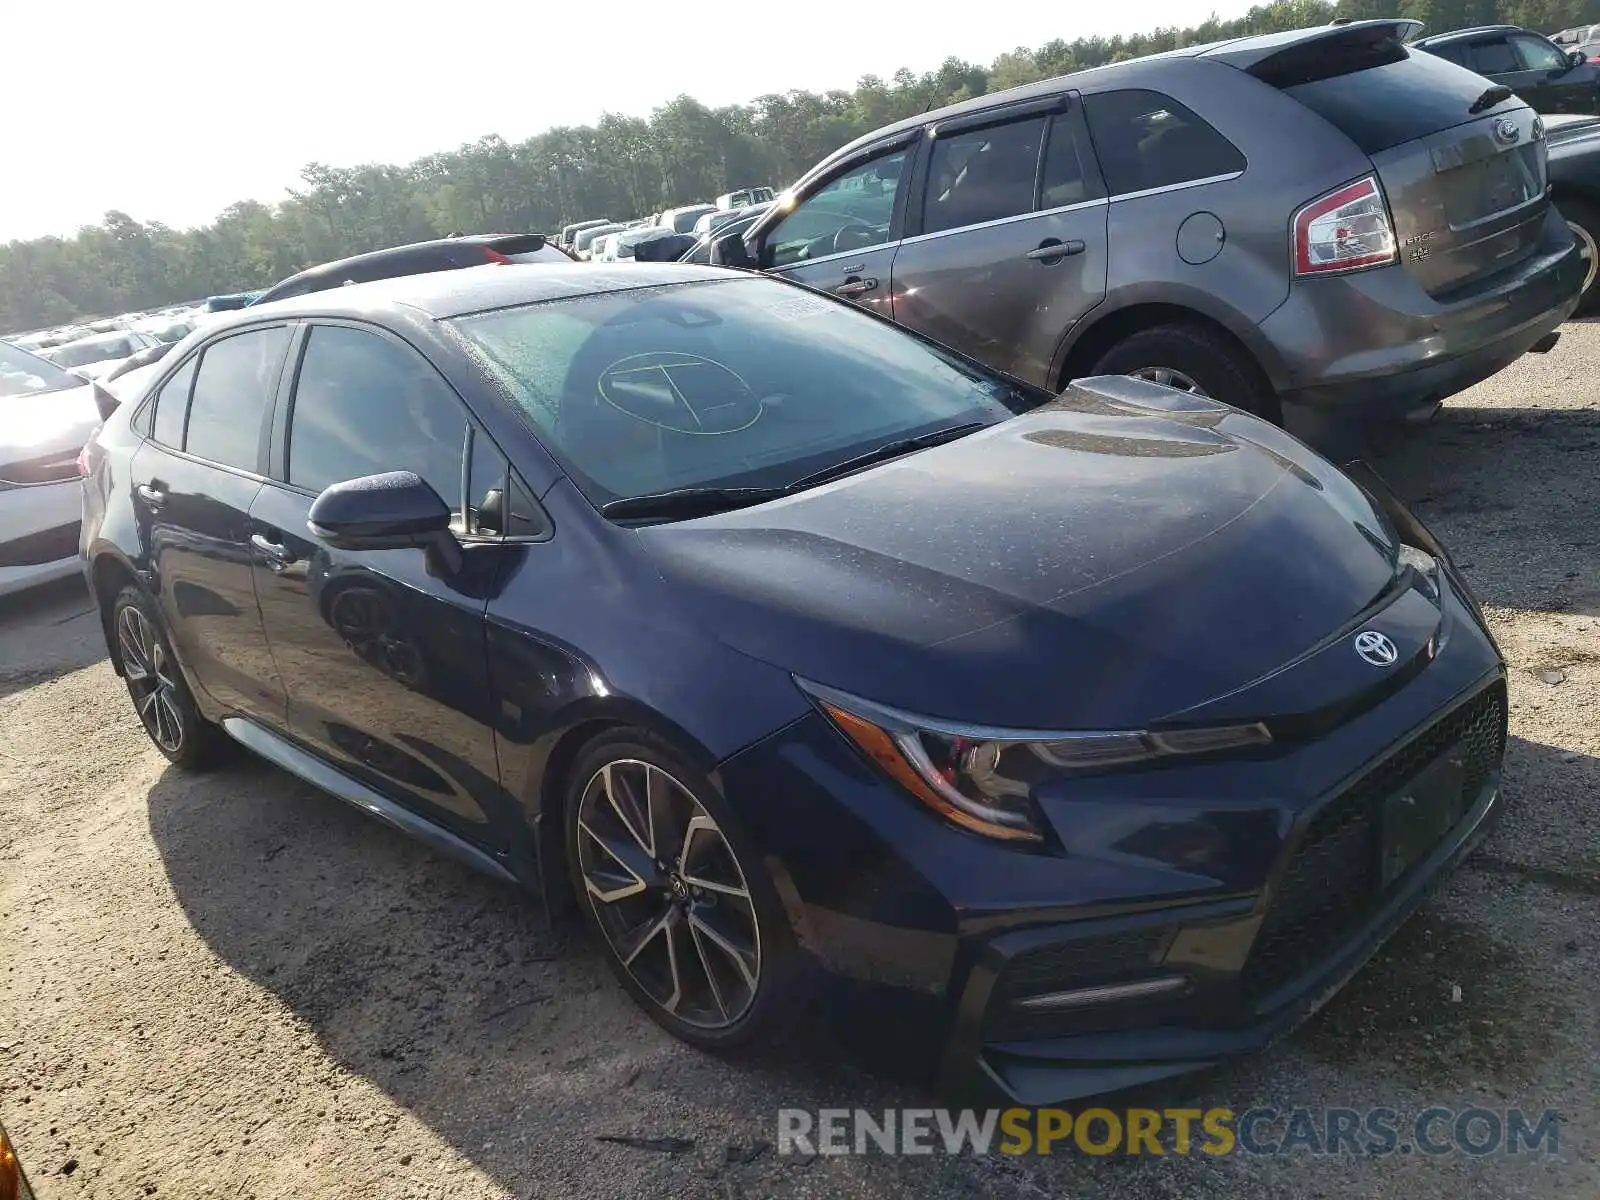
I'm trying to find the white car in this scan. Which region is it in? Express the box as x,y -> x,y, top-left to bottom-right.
0,342 -> 107,596
43,330 -> 163,381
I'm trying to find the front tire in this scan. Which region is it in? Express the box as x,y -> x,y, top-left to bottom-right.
564,729 -> 803,1053
1091,323 -> 1277,421
111,585 -> 226,770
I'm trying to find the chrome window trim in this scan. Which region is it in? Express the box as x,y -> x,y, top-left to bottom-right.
897,196 -> 1110,248
772,243 -> 897,272
1108,170 -> 1246,203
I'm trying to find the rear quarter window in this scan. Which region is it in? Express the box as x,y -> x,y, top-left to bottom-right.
1083,90 -> 1245,195
1283,49 -> 1524,155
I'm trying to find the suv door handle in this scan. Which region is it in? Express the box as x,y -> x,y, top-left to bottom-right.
136,483 -> 165,507
1027,238 -> 1087,263
834,276 -> 879,297
250,531 -> 300,573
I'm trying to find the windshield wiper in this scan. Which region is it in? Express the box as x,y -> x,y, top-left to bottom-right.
782,422 -> 988,492
600,422 -> 989,522
1469,85 -> 1514,115
600,486 -> 789,521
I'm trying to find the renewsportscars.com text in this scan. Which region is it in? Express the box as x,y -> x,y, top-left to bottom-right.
777,1106 -> 1561,1158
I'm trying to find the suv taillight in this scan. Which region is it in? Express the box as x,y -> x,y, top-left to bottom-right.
1292,175 -> 1397,276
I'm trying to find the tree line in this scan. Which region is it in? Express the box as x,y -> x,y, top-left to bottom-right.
5,0 -> 1600,332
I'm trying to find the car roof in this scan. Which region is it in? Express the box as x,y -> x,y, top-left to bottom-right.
1414,24 -> 1523,46
817,20 -> 1414,164
221,262 -> 746,323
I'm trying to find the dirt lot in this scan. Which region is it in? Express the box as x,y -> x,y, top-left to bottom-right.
3,327 -> 1599,1200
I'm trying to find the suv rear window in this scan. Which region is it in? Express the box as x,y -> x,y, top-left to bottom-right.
1281,49 -> 1523,155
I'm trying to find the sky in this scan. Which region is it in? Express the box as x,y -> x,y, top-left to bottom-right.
3,0 -> 1249,243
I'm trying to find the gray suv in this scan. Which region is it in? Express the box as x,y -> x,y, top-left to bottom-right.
717,20 -> 1585,438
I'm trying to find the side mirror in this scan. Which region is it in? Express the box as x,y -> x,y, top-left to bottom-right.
710,230 -> 758,269
308,471 -> 461,574
1570,49 -> 1587,67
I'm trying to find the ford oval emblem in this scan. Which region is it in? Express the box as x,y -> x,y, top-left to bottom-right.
1493,118 -> 1520,145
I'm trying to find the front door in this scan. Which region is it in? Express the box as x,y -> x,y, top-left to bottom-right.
131,327 -> 290,721
766,142 -> 913,319
1509,32 -> 1595,113
889,99 -> 1109,387
250,322 -> 511,844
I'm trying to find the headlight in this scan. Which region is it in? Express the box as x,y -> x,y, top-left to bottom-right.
1397,543 -> 1440,601
798,679 -> 1271,844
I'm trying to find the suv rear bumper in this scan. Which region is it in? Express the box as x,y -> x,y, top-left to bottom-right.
1264,210 -> 1585,425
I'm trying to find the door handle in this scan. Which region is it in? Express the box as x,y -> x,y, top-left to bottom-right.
834,276 -> 879,298
136,483 -> 165,506
1026,239 -> 1087,263
250,531 -> 299,573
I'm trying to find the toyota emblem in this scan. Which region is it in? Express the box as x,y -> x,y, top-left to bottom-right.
1354,630 -> 1399,667
1493,118 -> 1520,145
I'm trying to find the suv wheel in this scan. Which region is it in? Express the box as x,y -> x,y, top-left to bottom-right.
111,585 -> 225,769
565,730 -> 803,1053
1091,323 -> 1275,420
1559,198 -> 1600,311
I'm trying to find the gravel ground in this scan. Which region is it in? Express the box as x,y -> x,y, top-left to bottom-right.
3,326 -> 1599,1199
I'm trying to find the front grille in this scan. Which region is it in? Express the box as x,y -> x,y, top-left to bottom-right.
1240,682 -> 1507,1007
0,522 -> 81,568
983,928 -> 1172,1042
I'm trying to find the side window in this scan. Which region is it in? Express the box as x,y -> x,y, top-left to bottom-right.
1040,112 -> 1101,209
465,428 -> 549,539
766,148 -> 909,267
183,327 -> 289,471
1083,90 -> 1246,197
1514,34 -> 1569,72
466,427 -> 508,536
1469,38 -> 1520,74
287,325 -> 466,506
1428,43 -> 1469,67
149,356 -> 196,448
922,117 -> 1045,235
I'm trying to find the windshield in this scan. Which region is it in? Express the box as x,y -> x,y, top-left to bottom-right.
0,339 -> 84,397
45,335 -> 139,368
450,277 -> 1034,510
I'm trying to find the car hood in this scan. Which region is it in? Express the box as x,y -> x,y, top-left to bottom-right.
1,382 -> 101,461
637,378 -> 1409,730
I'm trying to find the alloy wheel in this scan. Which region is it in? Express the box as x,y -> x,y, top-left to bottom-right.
117,604 -> 185,754
1129,366 -> 1208,396
576,759 -> 761,1029
1567,219 -> 1598,296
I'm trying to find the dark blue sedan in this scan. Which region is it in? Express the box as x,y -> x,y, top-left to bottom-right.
80,264 -> 1506,1103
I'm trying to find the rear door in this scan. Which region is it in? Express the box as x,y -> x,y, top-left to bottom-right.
130,326 -> 290,720
761,140 -> 914,316
1274,46 -> 1552,298
889,96 -> 1108,386
250,321 -> 513,845
1459,33 -> 1549,107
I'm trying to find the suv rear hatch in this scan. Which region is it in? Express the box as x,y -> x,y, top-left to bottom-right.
1213,21 -> 1549,298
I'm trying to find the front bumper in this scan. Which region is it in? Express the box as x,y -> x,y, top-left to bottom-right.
1265,207 -> 1585,426
0,479 -> 82,598
719,573 -> 1506,1105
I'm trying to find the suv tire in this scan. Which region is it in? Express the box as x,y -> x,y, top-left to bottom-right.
1092,323 -> 1276,421
1558,197 -> 1600,312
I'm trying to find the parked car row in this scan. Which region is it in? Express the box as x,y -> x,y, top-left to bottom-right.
554,188 -> 778,259
0,16 -> 1584,1116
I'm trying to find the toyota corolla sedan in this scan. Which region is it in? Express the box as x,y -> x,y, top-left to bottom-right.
80,264 -> 1506,1103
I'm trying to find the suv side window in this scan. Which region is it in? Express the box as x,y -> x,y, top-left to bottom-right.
1426,42 -> 1469,66
1083,90 -> 1245,196
149,356 -> 197,448
1040,111 -> 1101,209
1469,38 -> 1520,74
922,117 -> 1045,234
287,324 -> 466,507
766,148 -> 909,267
1514,33 -> 1570,72
183,326 -> 290,471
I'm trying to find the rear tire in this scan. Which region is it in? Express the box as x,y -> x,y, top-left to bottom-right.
111,584 -> 227,770
1091,323 -> 1277,422
1558,197 -> 1600,313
